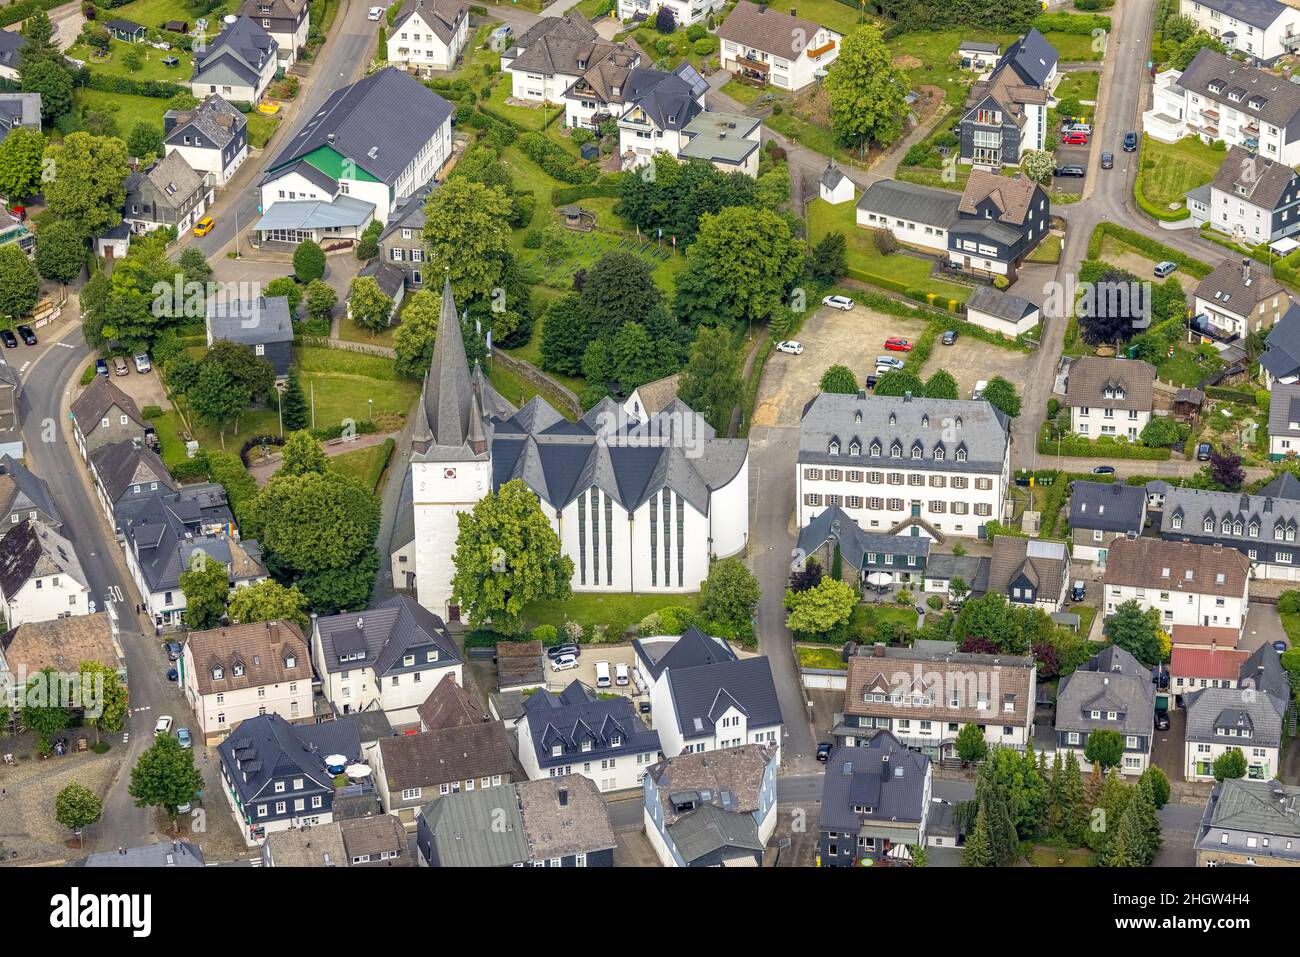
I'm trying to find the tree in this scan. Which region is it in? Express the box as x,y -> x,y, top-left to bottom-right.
1020,148 -> 1056,185
188,362 -> 249,447
1213,747 -> 1248,781
783,577 -> 858,641
392,288 -> 440,378
279,430 -> 328,477
955,723 -> 988,764
580,252 -> 672,343
790,555 -> 824,592
872,370 -> 923,397
225,578 -> 310,629
78,660 -> 128,743
254,471 -> 380,578
1104,599 -> 1162,665
19,12 -> 62,72
820,364 -> 859,394
953,592 -> 1045,654
422,178 -> 513,303
1079,267 -> 1146,347
962,803 -> 994,867
981,747 -> 1047,841
450,479 -> 574,633
305,278 -> 337,323
1058,751 -> 1089,846
293,239 -> 325,282
1172,31 -> 1226,70
1140,416 -> 1181,448
1084,729 -> 1125,770
923,369 -> 959,400
1210,447 -> 1245,491
699,557 -> 760,640
539,292 -> 589,377
355,220 -> 383,260
204,339 -> 275,402
807,231 -> 847,284
264,276 -> 303,317
179,551 -> 229,629
655,4 -> 675,31
0,126 -> 46,201
825,25 -> 908,150
126,122 -> 164,161
1140,766 -> 1170,809
31,217 -> 82,287
55,782 -> 102,841
982,376 -> 1021,417
22,59 -> 73,121
348,275 -> 393,333
677,326 -> 742,432
20,669 -> 71,748
128,734 -> 204,826
43,132 -> 130,236
280,370 -> 309,432
178,246 -> 212,285
0,244 -> 39,323
582,321 -> 678,395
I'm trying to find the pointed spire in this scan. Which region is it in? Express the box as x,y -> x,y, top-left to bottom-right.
421,277 -> 474,450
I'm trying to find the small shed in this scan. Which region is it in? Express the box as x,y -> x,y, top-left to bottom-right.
106,19 -> 147,43
95,221 -> 131,260
819,160 -> 854,205
163,19 -> 189,33
559,204 -> 595,230
1173,387 -> 1205,419
958,40 -> 1000,71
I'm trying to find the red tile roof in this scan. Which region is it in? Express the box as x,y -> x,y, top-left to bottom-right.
1170,646 -> 1249,682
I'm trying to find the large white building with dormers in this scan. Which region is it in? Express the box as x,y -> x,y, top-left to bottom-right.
796,393 -> 1012,541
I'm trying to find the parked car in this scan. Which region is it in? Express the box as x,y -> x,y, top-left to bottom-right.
1273,640 -> 1289,654
1123,131 -> 1138,152
1154,710 -> 1170,731
775,340 -> 803,355
0,330 -> 16,349
134,353 -> 152,373
941,329 -> 958,345
546,643 -> 580,660
550,654 -> 578,672
615,662 -> 630,686
1100,152 -> 1114,169
1196,442 -> 1212,461
16,325 -> 35,346
595,660 -> 611,688
865,374 -> 879,391
95,358 -> 109,378
1154,260 -> 1178,278
367,5 -> 384,18
166,667 -> 178,682
875,355 -> 905,370
176,728 -> 192,749
1071,580 -> 1086,602
816,742 -> 833,763
1062,122 -> 1092,135
112,355 -> 129,376
884,336 -> 912,352
1091,465 -> 1116,474
1054,164 -> 1085,177
971,379 -> 988,400
192,216 -> 215,237
1061,131 -> 1089,145
154,715 -> 173,735
166,641 -> 182,661
822,294 -> 854,311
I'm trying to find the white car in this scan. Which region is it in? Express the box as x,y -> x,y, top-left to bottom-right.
822,294 -> 854,311
972,379 -> 989,400
776,340 -> 804,355
1062,122 -> 1092,135
615,662 -> 630,687
875,356 -> 905,371
367,6 -> 384,19
154,715 -> 173,735
550,654 -> 578,672
134,353 -> 151,373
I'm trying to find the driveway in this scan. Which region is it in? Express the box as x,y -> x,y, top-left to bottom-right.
1242,601 -> 1287,655
108,367 -> 169,411
1151,704 -> 1185,784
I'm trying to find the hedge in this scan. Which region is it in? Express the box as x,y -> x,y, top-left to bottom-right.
0,0 -> 65,29
739,337 -> 774,437
1206,385 -> 1259,405
83,73 -> 189,99
844,266 -> 962,312
1038,423 -> 1172,459
1032,11 -> 1111,32
517,131 -> 598,184
360,438 -> 396,491
1134,133 -> 1192,222
1087,222 -> 1212,278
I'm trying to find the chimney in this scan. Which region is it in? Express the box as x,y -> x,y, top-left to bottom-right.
1243,257 -> 1252,284
357,617 -> 364,629
558,787 -> 568,807
872,642 -> 885,657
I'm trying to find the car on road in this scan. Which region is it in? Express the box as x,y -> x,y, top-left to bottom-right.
941,329 -> 958,345
875,355 -> 905,371
0,330 -> 15,349
95,358 -> 109,377
1123,131 -> 1138,152
166,641 -> 182,661
1061,130 -> 1089,145
154,716 -> 173,735
1100,152 -> 1114,169
822,294 -> 854,311
1154,260 -> 1178,278
884,336 -> 912,352
112,355 -> 129,376
550,654 -> 578,672
1091,465 -> 1116,474
546,643 -> 579,660
134,353 -> 152,373
16,325 -> 36,346
775,340 -> 803,355
1197,442 -> 1212,461
176,728 -> 192,749
915,604 -> 927,616
1054,164 -> 1085,177
1154,710 -> 1170,731
1273,640 -> 1289,654
816,742 -> 833,763
368,5 -> 384,18
193,216 -> 215,237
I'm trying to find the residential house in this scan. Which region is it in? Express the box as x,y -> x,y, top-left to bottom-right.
190,15 -> 279,104
1171,622 -> 1243,650
88,441 -> 176,527
797,392 -> 1012,540
988,536 -> 1070,612
1055,645 -> 1155,775
796,503 -> 930,586
819,734 -> 932,866
182,620 -> 312,744
819,160 -> 854,204
416,774 -> 616,867
262,822 -> 347,866
834,641 -> 1037,757
1159,484 -> 1300,580
69,372 -> 148,462
677,109 -> 762,177
239,0 -> 309,66
622,372 -> 679,421
1069,479 -> 1148,563
374,721 -> 513,823
0,92 -> 41,144
632,625 -> 736,695
921,552 -> 991,598
1062,356 -> 1156,442
0,364 -> 18,459
85,841 -> 204,867
1260,300 -> 1300,386
616,63 -> 708,169
205,294 -> 294,377
1103,538 -> 1251,635
716,1 -> 840,93
1189,145 -> 1300,245
114,480 -> 234,540
217,713 -> 361,845
0,454 -> 61,532
958,39 -> 1000,71
489,690 -> 527,730
0,520 -> 90,627
616,0 -> 724,26
388,0 -> 470,74
164,94 -> 249,188
1143,48 -> 1300,164
377,180 -> 435,291
339,814 -> 414,865
0,613 -> 125,703
516,679 -> 661,792
1170,645 -> 1250,708
997,26 -> 1059,90
256,68 -> 452,243
311,595 -> 463,725
1194,257 -> 1289,342
1195,777 -> 1300,865
1185,680 -> 1287,781
962,284 -> 1042,337
959,37 -> 1054,168
1269,380 -> 1300,458
1180,0 -> 1300,65
642,745 -> 778,867
501,13 -> 636,116
123,152 -> 213,235
0,31 -> 25,82
351,261 -> 405,325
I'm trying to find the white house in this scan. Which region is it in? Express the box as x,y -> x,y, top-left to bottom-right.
677,110 -> 762,177
716,1 -> 839,93
963,284 -> 1042,337
1194,257 -> 1290,341
1062,356 -> 1156,442
1268,381 -> 1300,459
190,15 -> 279,104
503,12 -> 636,109
617,63 -> 708,169
387,0 -> 470,74
1055,645 -> 1155,776
164,95 -> 249,188
1185,686 -> 1285,781
407,281 -> 748,621
1180,0 -> 1300,65
0,520 -> 90,627
239,0 -> 309,67
1189,145 -> 1300,245
819,161 -> 854,205
182,620 -> 313,745
617,0 -> 724,26
1103,537 -> 1251,634
797,393 -> 1012,540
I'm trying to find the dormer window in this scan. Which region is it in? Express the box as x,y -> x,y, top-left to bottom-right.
284,654 -> 295,669
870,443 -> 881,456
829,440 -> 840,455
1205,518 -> 1214,533
933,448 -> 944,461
850,441 -> 860,455
1222,519 -> 1231,534
212,666 -> 223,680
954,416 -> 962,429
1172,515 -> 1183,530
921,415 -> 929,428
854,411 -> 862,423
956,448 -> 967,462
611,734 -> 622,746
888,413 -> 896,426
890,444 -> 902,459
1250,522 -> 1259,537
403,654 -> 415,666
233,663 -> 244,677
911,445 -> 922,460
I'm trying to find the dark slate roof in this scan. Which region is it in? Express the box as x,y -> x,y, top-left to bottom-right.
665,655 -> 783,739
1241,642 -> 1292,702
1185,685 -> 1286,748
206,295 -> 292,345
193,14 -> 276,85
359,260 -> 407,300
392,0 -> 468,44
621,63 -> 705,133
818,733 -> 929,833
964,283 -> 1040,324
166,94 -> 247,150
1191,0 -> 1292,31
1195,778 -> 1300,860
1159,485 -> 1300,547
1260,302 -> 1300,379
1213,145 -> 1299,211
1000,27 -> 1057,88
1055,645 -> 1155,736
106,18 -> 145,32
83,841 -> 205,867
1178,47 -> 1300,129
268,67 -> 452,185
520,679 -> 660,768
0,520 -> 84,599
379,179 -> 436,241
314,595 -> 461,676
1068,480 -> 1146,533
923,553 -> 990,592
856,178 -> 961,230
1268,381 -> 1300,439
392,465 -> 415,551
419,785 -> 529,866
120,492 -> 262,592
218,713 -> 350,806
959,39 -> 1000,54
0,31 -> 24,73
90,440 -> 175,504
70,376 -> 146,431
632,626 -> 737,684
668,801 -> 764,861
0,454 -> 60,526
797,504 -> 929,572
820,160 -> 846,191
1257,470 -> 1300,500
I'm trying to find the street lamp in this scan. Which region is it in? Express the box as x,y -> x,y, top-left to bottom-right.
368,398 -> 373,423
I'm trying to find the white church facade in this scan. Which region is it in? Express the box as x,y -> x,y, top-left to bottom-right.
402,281 -> 750,620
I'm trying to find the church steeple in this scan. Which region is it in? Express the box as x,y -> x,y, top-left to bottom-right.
418,277 -> 475,451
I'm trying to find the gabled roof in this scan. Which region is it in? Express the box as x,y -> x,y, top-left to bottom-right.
206,295 -> 293,345
1268,382 -> 1300,438
392,0 -> 468,44
84,841 -> 205,867
1197,778 -> 1300,858
1190,0 -> 1293,30
647,745 -> 774,829
0,519 -> 86,599
999,27 -> 1057,88
419,784 -> 529,866
1,613 -> 118,674
843,644 -> 1035,724
314,595 -> 461,676
521,679 -> 660,767
339,814 -> 413,865
192,14 -> 276,85
1063,356 -> 1156,411
0,31 -> 25,73
1212,145 -> 1299,212
797,504 -> 929,572
621,63 -> 705,132
185,620 -> 309,697
632,626 -> 737,684
818,733 -> 929,833
716,1 -> 830,59
264,823 -> 347,866
240,0 -> 308,20
89,440 -> 175,504
70,376 -> 146,432
987,535 -> 1068,599
130,151 -> 205,208
1185,685 -> 1286,747
958,169 -> 1042,225
1170,646 -> 1250,682
668,801 -> 765,861
1103,537 -> 1251,597
1260,301 -> 1300,379
165,95 -> 247,150
1178,48 -> 1300,130
964,283 -> 1039,324
417,672 -> 489,731
1055,645 -> 1154,735
377,721 -> 513,791
665,655 -> 783,739
0,454 -> 61,527
1068,480 -> 1146,533
1195,257 -> 1287,314
120,492 -> 264,593
218,713 -> 350,805
518,775 -> 616,859
1241,642 -> 1292,702
856,178 -> 960,230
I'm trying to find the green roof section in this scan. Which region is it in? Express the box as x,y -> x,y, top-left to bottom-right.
277,145 -> 383,184
667,802 -> 764,862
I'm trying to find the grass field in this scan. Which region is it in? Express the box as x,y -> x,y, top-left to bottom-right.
1053,69 -> 1100,109
1136,135 -> 1222,211
68,39 -> 193,82
100,0 -> 234,28
486,359 -> 575,416
328,440 -> 394,493
247,113 -> 280,149
521,591 -> 700,636
1027,234 -> 1063,264
796,645 -> 846,670
786,0 -> 875,36
74,88 -> 170,134
295,346 -> 419,431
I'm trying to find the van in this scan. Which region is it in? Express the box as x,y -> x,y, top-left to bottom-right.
615,662 -> 630,687
972,379 -> 988,400
595,660 -> 611,688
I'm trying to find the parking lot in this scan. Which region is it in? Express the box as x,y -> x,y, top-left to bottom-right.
105,364 -> 169,411
1052,139 -> 1090,196
918,332 -> 1036,402
548,644 -> 641,696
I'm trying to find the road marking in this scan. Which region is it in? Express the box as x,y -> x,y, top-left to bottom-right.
18,362 -> 29,373
56,341 -> 75,349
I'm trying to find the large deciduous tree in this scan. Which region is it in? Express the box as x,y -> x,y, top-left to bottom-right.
825,25 -> 908,151
348,275 -> 393,333
43,132 -> 130,237
179,551 -> 230,630
783,577 -> 858,641
55,782 -> 103,840
225,578 -> 310,630
34,219 -> 87,286
0,243 -> 40,323
677,326 -> 743,432
392,289 -> 440,378
422,178 -> 513,303
1103,599 -> 1162,665
0,126 -> 46,201
699,557 -> 761,641
128,734 -> 204,827
820,364 -> 859,394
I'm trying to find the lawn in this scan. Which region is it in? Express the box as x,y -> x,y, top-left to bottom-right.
486,358 -> 576,417
295,346 -> 419,431
721,80 -> 769,106
98,0 -> 235,28
247,113 -> 280,150
486,80 -> 566,139
1156,342 -> 1221,388
851,602 -> 921,641
145,408 -> 193,467
521,591 -> 700,637
796,645 -> 846,670
1053,69 -> 1100,110
1027,233 -> 1063,264
807,198 -> 972,304
328,440 -> 395,493
1027,845 -> 1095,866
68,38 -> 193,82
887,28 -> 1011,107
73,88 -> 170,134
1282,609 -> 1300,646
1136,135 -> 1222,211
785,0 -> 875,36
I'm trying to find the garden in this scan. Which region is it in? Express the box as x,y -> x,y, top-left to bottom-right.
1133,134 -> 1222,221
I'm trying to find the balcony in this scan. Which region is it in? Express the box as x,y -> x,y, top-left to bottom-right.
806,39 -> 835,59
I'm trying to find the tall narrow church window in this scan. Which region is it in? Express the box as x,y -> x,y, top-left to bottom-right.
605,494 -> 613,586
662,489 -> 672,585
577,495 -> 587,585
650,496 -> 658,586
676,496 -> 685,587
591,488 -> 601,584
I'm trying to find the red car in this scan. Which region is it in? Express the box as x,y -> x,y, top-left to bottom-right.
884,337 -> 913,352
1061,131 -> 1089,145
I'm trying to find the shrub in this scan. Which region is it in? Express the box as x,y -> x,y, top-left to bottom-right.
530,624 -> 559,645
1279,591 -> 1300,614
926,595 -> 943,611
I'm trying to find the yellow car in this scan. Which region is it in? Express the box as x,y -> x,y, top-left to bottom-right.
193,216 -> 215,237
257,101 -> 280,115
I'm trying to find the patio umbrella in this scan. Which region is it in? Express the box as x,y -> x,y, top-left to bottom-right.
324,754 -> 347,767
865,572 -> 894,587
345,764 -> 373,779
